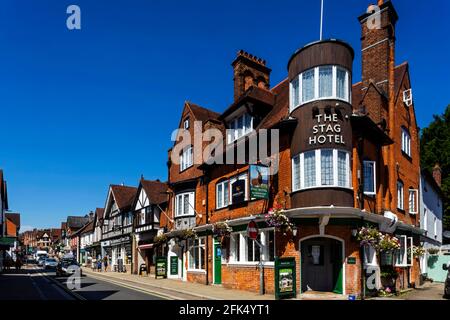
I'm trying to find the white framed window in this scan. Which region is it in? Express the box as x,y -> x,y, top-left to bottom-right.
434,217 -> 437,239
423,209 -> 428,232
401,127 -> 411,157
227,113 -> 254,144
290,65 -> 350,111
403,89 -> 413,107
408,189 -> 418,214
395,235 -> 413,267
180,146 -> 193,171
292,149 -> 351,191
174,192 -> 195,217
363,161 -> 376,195
397,180 -> 404,210
188,237 -> 206,271
216,180 -> 230,209
229,173 -> 249,204
229,229 -> 275,264
183,118 -> 190,129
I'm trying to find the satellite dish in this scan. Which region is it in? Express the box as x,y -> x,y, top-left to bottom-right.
443,231 -> 450,239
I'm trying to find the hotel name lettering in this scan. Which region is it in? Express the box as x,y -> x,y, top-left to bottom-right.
309,113 -> 345,146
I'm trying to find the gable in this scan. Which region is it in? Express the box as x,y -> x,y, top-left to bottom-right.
134,187 -> 149,211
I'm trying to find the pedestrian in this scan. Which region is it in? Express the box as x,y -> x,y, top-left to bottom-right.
103,256 -> 108,272
91,258 -> 96,271
97,259 -> 102,272
15,257 -> 22,272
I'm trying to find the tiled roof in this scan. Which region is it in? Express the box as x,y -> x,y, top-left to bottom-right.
140,179 -> 168,205
258,79 -> 289,129
66,216 -> 90,229
95,208 -> 104,220
111,185 -> 138,212
188,102 -> 221,122
5,213 -> 20,230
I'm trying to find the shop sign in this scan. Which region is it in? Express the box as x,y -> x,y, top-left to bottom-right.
170,256 -> 178,275
309,112 -> 345,146
249,165 -> 269,200
231,179 -> 246,204
155,256 -> 167,279
101,241 -> 111,247
275,257 -> 296,300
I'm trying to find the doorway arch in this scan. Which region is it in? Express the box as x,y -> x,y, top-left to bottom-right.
299,235 -> 345,294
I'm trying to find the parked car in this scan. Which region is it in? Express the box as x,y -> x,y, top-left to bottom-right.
37,256 -> 47,267
444,262 -> 450,298
35,250 -> 48,262
44,258 -> 58,270
56,259 -> 82,277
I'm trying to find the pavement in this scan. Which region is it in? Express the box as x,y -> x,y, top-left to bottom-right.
81,267 -> 274,300
401,282 -> 447,300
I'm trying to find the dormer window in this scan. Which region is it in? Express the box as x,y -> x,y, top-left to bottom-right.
290,65 -> 350,112
227,113 -> 253,144
180,145 -> 193,171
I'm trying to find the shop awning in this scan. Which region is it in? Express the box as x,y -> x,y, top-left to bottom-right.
0,237 -> 16,247
138,244 -> 154,250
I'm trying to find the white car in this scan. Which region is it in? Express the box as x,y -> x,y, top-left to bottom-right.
44,258 -> 58,269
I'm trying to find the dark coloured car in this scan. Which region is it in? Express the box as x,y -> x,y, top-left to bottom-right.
56,259 -> 82,277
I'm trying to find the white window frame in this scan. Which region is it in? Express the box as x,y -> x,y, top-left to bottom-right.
423,208 -> 428,232
183,118 -> 190,129
434,217 -> 437,239
174,191 -> 195,217
216,180 -> 230,209
403,89 -> 413,107
187,237 -> 206,271
397,181 -> 404,210
401,127 -> 411,157
408,189 -> 418,214
395,235 -> 413,267
290,65 -> 351,112
228,228 -> 275,265
180,146 -> 193,172
292,149 -> 351,192
227,113 -> 254,144
363,160 -> 377,196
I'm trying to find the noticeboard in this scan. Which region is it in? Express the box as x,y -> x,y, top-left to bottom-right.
170,256 -> 178,275
155,256 -> 167,279
275,257 -> 296,300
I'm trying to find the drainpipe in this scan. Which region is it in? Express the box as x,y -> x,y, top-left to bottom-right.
359,217 -> 366,300
204,170 -> 210,286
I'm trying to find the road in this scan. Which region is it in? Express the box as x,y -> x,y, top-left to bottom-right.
0,265 -> 167,300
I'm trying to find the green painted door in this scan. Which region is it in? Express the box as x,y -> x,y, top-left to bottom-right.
214,240 -> 222,284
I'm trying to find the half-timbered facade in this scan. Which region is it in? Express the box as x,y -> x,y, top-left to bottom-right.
132,178 -> 168,274
101,184 -> 137,273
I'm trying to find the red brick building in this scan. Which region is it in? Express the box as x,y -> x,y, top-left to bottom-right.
157,0 -> 423,297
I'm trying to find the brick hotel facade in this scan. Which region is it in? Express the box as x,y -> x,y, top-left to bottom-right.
154,0 -> 424,297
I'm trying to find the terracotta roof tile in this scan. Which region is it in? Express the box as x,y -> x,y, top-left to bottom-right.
140,179 -> 168,205
188,102 -> 221,122
111,185 -> 138,212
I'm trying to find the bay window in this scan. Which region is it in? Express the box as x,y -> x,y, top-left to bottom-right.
363,161 -> 376,195
292,149 -> 351,191
180,146 -> 193,171
175,192 -> 195,217
188,237 -> 206,270
229,229 -> 275,264
397,180 -> 404,210
290,65 -> 350,111
227,113 -> 253,143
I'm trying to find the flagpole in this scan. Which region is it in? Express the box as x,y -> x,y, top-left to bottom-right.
320,0 -> 324,40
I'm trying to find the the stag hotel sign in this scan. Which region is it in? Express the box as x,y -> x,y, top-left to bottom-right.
309,112 -> 345,146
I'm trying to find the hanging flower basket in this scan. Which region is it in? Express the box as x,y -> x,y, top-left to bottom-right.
378,234 -> 400,252
179,228 -> 197,240
412,246 -> 425,258
153,234 -> 168,247
356,226 -> 382,248
212,222 -> 232,239
265,204 -> 294,235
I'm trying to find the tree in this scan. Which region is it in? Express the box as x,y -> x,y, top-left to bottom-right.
420,105 -> 450,232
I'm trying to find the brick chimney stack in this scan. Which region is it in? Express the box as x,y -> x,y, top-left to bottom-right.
433,164 -> 442,187
358,1 -> 398,95
232,50 -> 271,101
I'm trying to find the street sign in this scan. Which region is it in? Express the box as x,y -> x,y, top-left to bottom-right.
247,221 -> 259,240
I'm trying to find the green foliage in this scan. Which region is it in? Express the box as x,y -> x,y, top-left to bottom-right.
420,105 -> 450,232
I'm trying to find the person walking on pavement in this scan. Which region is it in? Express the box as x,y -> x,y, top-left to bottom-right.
97,259 -> 102,272
15,256 -> 22,272
103,255 -> 108,272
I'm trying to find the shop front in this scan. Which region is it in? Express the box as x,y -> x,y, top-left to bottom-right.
110,236 -> 132,273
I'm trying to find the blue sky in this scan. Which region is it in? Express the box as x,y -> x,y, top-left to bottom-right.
1,0 -> 449,230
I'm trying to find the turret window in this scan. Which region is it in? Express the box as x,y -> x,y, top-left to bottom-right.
292,149 -> 351,191
290,65 -> 350,112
